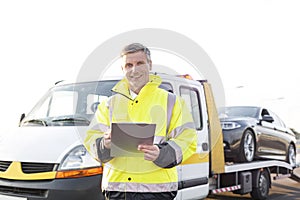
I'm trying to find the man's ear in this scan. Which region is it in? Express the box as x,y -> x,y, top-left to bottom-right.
149,60 -> 152,71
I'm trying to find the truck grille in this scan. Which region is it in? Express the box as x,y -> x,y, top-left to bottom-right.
0,161 -> 57,173
0,185 -> 48,198
21,162 -> 57,174
0,161 -> 12,172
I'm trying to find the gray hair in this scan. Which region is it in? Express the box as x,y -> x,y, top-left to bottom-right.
121,43 -> 151,62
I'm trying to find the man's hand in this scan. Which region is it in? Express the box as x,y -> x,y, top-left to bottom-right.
103,129 -> 111,149
138,144 -> 160,161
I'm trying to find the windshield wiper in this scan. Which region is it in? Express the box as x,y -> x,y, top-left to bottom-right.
22,119 -> 48,126
51,117 -> 90,124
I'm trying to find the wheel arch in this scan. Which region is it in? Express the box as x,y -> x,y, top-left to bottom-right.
244,127 -> 256,138
250,168 -> 272,200
287,141 -> 297,167
238,127 -> 257,162
289,141 -> 296,151
244,127 -> 258,152
251,168 -> 272,189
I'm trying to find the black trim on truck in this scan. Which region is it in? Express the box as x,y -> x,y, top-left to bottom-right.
178,177 -> 208,190
0,175 -> 104,200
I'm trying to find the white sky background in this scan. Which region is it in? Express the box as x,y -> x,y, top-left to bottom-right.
0,0 -> 300,133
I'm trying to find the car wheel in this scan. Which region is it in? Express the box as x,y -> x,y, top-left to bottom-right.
286,144 -> 296,167
240,130 -> 255,162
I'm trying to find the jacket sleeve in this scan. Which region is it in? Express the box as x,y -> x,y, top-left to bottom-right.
84,99 -> 113,163
154,97 -> 197,168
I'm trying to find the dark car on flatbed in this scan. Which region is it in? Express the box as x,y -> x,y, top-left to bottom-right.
219,106 -> 297,166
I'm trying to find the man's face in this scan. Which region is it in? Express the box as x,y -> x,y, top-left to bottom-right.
121,51 -> 152,93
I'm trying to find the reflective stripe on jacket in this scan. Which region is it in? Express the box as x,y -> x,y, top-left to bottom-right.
84,74 -> 197,193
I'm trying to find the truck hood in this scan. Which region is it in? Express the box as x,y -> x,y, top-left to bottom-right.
0,126 -> 88,163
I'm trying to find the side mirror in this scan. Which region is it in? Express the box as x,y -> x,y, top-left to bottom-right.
19,113 -> 25,126
90,102 -> 100,113
262,115 -> 274,123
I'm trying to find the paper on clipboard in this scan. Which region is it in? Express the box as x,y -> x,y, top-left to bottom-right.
110,123 -> 156,157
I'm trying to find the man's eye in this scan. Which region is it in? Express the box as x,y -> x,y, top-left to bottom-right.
137,62 -> 145,66
125,64 -> 133,68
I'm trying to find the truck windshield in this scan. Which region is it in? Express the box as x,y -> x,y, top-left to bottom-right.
21,80 -> 118,127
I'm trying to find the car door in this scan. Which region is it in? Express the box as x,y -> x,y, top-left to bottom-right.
255,108 -> 283,156
268,111 -> 290,154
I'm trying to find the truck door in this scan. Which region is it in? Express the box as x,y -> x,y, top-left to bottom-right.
176,84 -> 210,200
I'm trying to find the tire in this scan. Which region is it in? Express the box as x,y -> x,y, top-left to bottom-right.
286,144 -> 296,167
239,130 -> 255,162
251,169 -> 270,200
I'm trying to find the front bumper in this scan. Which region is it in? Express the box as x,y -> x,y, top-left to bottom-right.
222,128 -> 245,159
0,175 -> 104,200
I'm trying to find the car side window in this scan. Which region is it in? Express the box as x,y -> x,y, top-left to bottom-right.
179,86 -> 202,130
269,111 -> 285,128
279,118 -> 286,128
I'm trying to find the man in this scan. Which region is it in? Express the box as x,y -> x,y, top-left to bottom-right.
84,43 -> 197,200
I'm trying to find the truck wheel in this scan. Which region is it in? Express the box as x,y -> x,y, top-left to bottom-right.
240,130 -> 255,162
250,170 -> 270,200
286,144 -> 296,167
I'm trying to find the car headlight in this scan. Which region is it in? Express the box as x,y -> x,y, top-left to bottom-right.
56,145 -> 102,179
221,122 -> 241,130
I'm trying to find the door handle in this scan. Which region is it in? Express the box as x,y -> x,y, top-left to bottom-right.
202,143 -> 209,151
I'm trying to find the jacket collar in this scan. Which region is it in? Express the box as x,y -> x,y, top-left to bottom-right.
111,74 -> 162,99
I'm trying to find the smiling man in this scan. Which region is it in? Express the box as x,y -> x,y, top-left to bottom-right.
84,43 -> 197,200
121,44 -> 152,94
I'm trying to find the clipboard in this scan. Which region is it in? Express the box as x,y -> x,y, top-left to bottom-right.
110,123 -> 156,157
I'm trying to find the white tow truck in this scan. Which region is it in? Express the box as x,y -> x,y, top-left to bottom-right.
170,75 -> 300,200
0,73 -> 298,200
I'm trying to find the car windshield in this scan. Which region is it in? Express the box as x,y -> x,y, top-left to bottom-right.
218,106 -> 260,118
21,80 -> 118,127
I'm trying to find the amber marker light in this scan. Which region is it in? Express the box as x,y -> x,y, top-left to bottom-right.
56,166 -> 103,179
176,74 -> 193,80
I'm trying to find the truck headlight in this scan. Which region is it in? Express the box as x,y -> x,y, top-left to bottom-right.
56,145 -> 102,179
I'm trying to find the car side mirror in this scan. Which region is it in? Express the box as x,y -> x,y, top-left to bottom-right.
261,115 -> 274,123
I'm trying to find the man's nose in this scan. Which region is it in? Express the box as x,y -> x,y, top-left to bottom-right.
131,66 -> 137,72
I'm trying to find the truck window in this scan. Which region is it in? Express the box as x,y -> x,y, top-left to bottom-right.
86,94 -> 108,114
48,91 -> 78,117
21,80 -> 118,126
159,82 -> 173,93
179,87 -> 202,130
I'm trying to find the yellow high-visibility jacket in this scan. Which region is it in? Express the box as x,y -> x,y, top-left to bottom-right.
84,75 -> 197,193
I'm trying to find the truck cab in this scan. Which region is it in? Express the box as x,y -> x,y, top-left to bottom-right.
0,74 -> 213,200
0,73 -> 297,200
